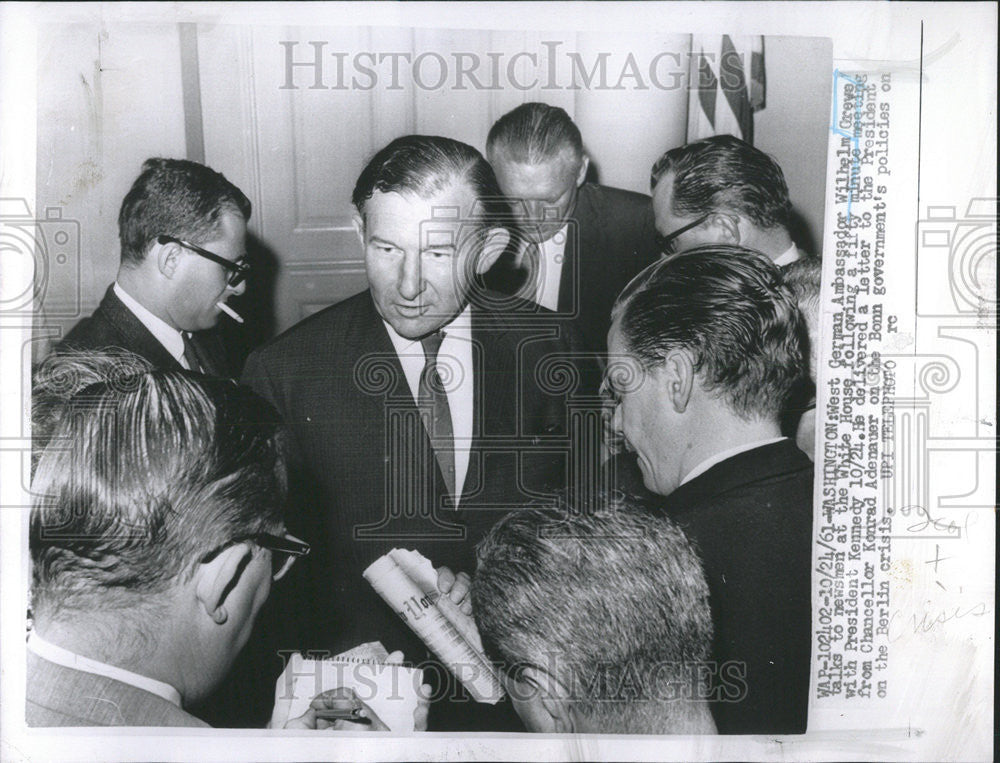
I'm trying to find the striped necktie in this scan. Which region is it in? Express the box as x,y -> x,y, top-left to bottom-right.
418,331 -> 455,500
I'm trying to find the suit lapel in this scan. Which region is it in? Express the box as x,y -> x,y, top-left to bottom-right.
560,185 -> 601,314
99,287 -> 183,371
186,331 -> 229,377
462,306 -> 513,503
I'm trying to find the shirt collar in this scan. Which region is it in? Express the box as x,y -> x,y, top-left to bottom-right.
773,243 -> 802,267
113,282 -> 186,364
27,630 -> 183,707
680,436 -> 789,487
539,223 -> 570,254
382,303 -> 473,354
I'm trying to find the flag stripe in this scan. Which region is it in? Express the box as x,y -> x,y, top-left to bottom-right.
686,35 -> 766,145
697,51 -> 717,126
720,35 -> 753,143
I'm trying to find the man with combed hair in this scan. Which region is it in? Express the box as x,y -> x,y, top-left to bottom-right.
605,246 -> 813,734
472,498 -> 717,735
649,135 -> 806,265
485,102 -> 659,354
55,158 -> 251,376
27,352 -> 406,729
239,134 -> 595,730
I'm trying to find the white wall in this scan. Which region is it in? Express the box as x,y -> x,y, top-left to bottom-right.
755,36 -> 832,255
37,24 -> 831,341
36,22 -> 187,347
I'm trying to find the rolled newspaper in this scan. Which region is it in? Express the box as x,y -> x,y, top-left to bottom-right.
363,549 -> 504,703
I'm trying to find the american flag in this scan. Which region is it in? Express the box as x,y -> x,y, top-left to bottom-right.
687,35 -> 766,145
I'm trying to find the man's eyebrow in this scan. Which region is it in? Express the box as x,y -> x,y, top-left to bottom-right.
368,235 -> 401,248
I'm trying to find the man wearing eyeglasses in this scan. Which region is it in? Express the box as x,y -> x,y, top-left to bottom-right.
649,135 -> 806,265
54,157 -> 251,377
26,351 -> 419,729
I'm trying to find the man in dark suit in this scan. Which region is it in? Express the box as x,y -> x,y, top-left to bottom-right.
27,352 -> 377,729
649,135 -> 807,266
604,246 -> 813,735
238,135 -> 597,731
55,158 -> 251,376
484,102 -> 659,355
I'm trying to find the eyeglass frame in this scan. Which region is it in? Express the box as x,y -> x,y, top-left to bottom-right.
156,234 -> 250,287
654,213 -> 711,256
199,531 -> 310,582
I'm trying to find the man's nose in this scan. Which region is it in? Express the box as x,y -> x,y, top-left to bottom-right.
610,403 -> 623,434
398,251 -> 424,300
230,277 -> 247,297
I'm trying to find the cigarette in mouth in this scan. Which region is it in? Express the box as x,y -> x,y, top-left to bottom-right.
217,301 -> 244,323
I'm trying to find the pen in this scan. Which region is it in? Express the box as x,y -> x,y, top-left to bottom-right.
313,699 -> 373,724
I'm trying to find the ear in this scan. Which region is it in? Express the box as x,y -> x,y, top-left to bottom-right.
708,212 -> 741,244
518,666 -> 576,734
351,212 -> 365,248
156,239 -> 181,279
194,543 -> 254,626
474,227 -> 511,275
659,350 -> 695,414
575,155 -> 590,187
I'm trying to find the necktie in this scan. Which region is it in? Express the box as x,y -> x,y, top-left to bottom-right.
418,332 -> 456,500
182,332 -> 203,373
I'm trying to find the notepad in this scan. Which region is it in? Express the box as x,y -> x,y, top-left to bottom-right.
269,641 -> 424,731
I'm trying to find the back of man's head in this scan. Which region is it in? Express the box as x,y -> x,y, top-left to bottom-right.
781,256 -> 822,383
118,157 -> 251,266
612,246 -> 807,422
473,495 -> 715,734
30,351 -> 285,626
351,134 -> 508,225
486,102 -> 584,165
650,135 -> 791,232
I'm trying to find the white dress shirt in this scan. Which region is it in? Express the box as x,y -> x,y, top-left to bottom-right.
113,282 -> 193,369
680,436 -> 789,487
532,224 -> 568,311
28,630 -> 183,707
382,306 -> 474,505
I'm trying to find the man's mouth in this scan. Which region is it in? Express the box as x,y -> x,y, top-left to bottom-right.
395,303 -> 428,317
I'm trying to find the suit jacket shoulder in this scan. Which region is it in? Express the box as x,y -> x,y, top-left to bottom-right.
660,439 -> 812,735
55,284 -> 231,376
26,652 -> 209,727
577,182 -> 651,216
570,184 -> 659,353
57,285 -> 181,370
